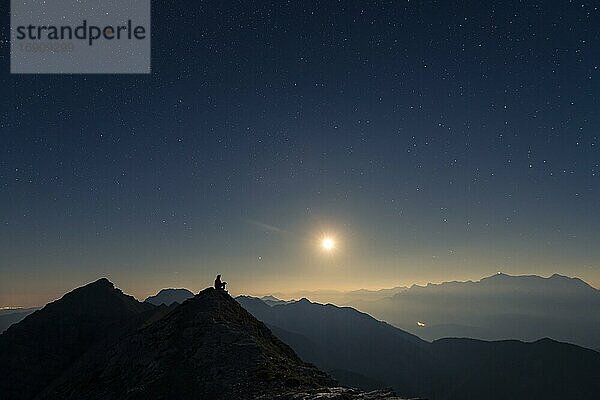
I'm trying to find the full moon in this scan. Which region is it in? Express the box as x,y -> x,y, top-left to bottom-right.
321,237 -> 335,251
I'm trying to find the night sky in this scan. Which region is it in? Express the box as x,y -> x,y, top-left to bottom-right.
1,1 -> 599,306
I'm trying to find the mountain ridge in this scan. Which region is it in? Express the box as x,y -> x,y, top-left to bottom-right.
2,279 -> 404,400
334,272 -> 600,349
39,287 -> 335,399
238,294 -> 600,399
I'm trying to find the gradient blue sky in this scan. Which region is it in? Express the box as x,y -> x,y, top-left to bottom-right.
1,1 -> 599,306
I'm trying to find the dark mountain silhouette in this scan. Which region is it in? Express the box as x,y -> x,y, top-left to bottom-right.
237,295 -> 600,400
145,287 -> 195,305
8,272 -> 595,348
1,280 -> 400,400
309,273 -> 600,349
431,337 -> 600,400
39,287 -> 335,399
0,286 -> 194,332
0,278 -> 155,400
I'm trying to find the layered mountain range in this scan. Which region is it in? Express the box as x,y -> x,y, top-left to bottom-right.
1,276 -> 599,399
0,279 -> 399,400
237,293 -> 600,399
266,273 -> 600,349
349,273 -> 600,349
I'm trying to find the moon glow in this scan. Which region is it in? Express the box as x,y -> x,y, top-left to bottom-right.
321,237 -> 335,252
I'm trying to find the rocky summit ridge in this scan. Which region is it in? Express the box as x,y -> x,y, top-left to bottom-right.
0,279 -> 407,399
36,287 -> 329,399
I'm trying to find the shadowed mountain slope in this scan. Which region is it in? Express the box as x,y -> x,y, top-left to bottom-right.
237,296 -> 437,396
2,280 -> 404,400
0,278 -> 155,400
431,337 -> 600,400
38,288 -> 335,399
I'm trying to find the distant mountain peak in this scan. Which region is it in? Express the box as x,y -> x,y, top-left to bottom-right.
261,295 -> 280,301
480,272 -> 596,290
482,272 -> 561,281
481,272 -> 520,281
145,287 -> 195,306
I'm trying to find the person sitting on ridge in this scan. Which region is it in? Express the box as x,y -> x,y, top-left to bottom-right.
214,274 -> 227,291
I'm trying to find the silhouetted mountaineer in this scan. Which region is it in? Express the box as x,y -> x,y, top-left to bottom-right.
214,274 -> 227,291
